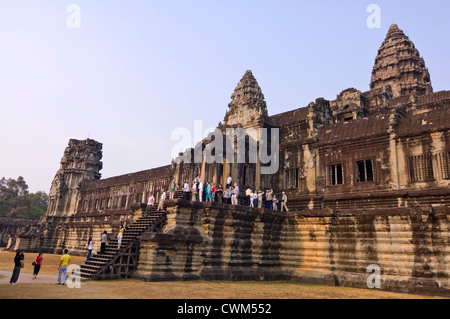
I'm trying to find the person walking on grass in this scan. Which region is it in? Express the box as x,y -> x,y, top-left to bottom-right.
86,237 -> 94,261
32,253 -> 43,279
57,249 -> 70,285
9,251 -> 24,285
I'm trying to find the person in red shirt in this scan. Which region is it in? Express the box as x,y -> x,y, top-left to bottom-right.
211,183 -> 216,202
32,253 -> 43,279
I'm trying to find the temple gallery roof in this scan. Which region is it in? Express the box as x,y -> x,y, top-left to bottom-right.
270,107 -> 309,127
82,165 -> 172,191
316,114 -> 391,145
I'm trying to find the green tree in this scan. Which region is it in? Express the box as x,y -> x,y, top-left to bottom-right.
0,177 -> 48,219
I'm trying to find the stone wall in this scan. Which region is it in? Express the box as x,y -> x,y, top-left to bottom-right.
134,200 -> 449,297
0,217 -> 37,248
12,205 -> 145,256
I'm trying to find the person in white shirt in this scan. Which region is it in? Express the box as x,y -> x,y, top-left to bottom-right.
250,191 -> 256,208
191,180 -> 197,201
226,175 -> 232,189
183,181 -> 190,200
245,188 -> 252,206
158,191 -> 167,211
257,190 -> 264,209
198,180 -> 204,202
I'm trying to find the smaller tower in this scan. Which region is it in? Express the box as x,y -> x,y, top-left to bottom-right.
370,24 -> 433,98
47,139 -> 103,217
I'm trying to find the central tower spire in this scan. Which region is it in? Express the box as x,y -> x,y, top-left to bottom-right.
223,70 -> 270,128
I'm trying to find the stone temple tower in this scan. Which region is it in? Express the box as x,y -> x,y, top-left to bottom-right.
47,139 -> 103,217
370,24 -> 433,98
221,70 -> 277,190
223,70 -> 274,128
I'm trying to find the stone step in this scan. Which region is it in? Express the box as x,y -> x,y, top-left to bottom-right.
80,211 -> 166,280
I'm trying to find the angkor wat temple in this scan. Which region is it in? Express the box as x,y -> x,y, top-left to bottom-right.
5,25 -> 449,296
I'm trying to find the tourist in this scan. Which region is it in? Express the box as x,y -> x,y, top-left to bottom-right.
169,179 -> 178,200
198,180 -> 204,202
191,180 -> 197,201
194,175 -> 200,193
86,237 -> 94,261
147,194 -> 155,213
252,191 -> 258,208
9,251 -> 24,285
216,184 -> 223,203
245,187 -> 252,206
100,230 -> 108,254
257,190 -> 264,209
32,252 -> 43,279
223,186 -> 230,204
211,183 -> 216,202
117,226 -> 124,249
226,174 -> 232,189
281,191 -> 289,212
250,190 -> 255,208
120,218 -> 128,230
206,182 -> 212,202
183,181 -> 190,200
232,184 -> 239,205
158,190 -> 167,211
272,195 -> 279,211
57,249 -> 70,285
266,189 -> 273,209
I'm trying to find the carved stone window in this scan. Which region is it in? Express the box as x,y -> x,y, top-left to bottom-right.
120,195 -> 127,208
285,169 -> 299,189
136,193 -> 142,204
327,164 -> 344,186
355,159 -> 374,183
438,152 -> 450,180
409,155 -> 435,182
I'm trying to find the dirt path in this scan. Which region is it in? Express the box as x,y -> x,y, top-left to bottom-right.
0,270 -> 58,285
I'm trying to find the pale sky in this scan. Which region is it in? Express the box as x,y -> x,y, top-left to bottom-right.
1,0 -> 449,193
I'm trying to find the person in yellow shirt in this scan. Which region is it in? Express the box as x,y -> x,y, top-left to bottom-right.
57,249 -> 70,285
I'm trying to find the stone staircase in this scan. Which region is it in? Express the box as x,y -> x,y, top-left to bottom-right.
80,206 -> 167,280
